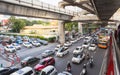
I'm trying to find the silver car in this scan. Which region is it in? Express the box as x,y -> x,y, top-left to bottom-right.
41,50 -> 55,58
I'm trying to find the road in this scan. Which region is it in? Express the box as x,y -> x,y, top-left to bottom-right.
0,38 -> 106,75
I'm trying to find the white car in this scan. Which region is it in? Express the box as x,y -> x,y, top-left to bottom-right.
55,45 -> 68,51
58,71 -> 72,75
4,45 -> 16,53
41,50 -> 55,58
40,65 -> 57,75
10,66 -> 35,75
23,42 -> 32,48
56,47 -> 69,57
73,46 -> 84,54
12,43 -> 21,50
88,44 -> 97,51
32,41 -> 41,47
82,42 -> 90,48
55,44 -> 63,51
70,40 -> 77,44
84,36 -> 91,42
64,42 -> 72,47
72,53 -> 85,64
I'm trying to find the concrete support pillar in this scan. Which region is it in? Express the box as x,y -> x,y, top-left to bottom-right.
78,22 -> 83,34
58,21 -> 65,45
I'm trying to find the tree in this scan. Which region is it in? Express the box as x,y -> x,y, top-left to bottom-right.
21,19 -> 32,26
11,19 -> 26,33
65,22 -> 78,32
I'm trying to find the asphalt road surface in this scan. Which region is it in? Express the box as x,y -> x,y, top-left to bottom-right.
0,38 -> 106,75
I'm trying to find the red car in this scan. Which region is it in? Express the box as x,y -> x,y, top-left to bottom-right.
34,57 -> 55,71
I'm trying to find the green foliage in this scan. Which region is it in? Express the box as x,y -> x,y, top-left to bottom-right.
31,20 -> 50,26
48,37 -> 56,42
9,16 -> 50,33
29,31 -> 36,34
36,36 -> 48,40
11,19 -> 25,33
65,22 -> 78,31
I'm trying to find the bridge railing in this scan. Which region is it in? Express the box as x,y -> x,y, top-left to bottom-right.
112,31 -> 120,75
99,32 -> 120,75
1,0 -> 78,16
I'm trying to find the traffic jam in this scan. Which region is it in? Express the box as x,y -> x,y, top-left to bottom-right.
0,29 -> 111,75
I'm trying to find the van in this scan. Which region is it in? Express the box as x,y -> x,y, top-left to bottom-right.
10,67 -> 34,75
39,65 -> 57,75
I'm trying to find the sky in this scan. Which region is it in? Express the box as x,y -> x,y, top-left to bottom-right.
39,0 -> 81,11
0,0 -> 81,21
40,0 -> 62,6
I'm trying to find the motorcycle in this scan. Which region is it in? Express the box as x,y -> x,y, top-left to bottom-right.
80,68 -> 87,75
89,58 -> 94,68
86,54 -> 90,60
66,67 -> 71,73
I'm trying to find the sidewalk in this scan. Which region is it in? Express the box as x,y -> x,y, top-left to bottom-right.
0,57 -> 11,67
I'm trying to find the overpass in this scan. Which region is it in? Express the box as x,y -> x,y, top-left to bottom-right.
0,0 -> 120,44
0,0 -> 101,44
59,0 -> 120,20
0,0 -> 99,21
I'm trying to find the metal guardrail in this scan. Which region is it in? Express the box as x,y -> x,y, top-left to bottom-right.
0,0 -> 78,16
112,32 -> 120,75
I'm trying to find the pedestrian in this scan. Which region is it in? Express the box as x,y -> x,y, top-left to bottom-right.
0,63 -> 3,67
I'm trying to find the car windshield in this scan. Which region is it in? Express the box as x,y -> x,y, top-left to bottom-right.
73,54 -> 79,57
59,48 -> 65,52
85,38 -> 89,40
41,71 -> 46,75
99,42 -> 107,46
13,43 -> 18,46
39,60 -> 46,65
24,57 -> 32,61
90,44 -> 95,47
8,46 -> 14,48
33,41 -> 38,43
45,50 -> 50,53
25,42 -> 30,44
76,48 -> 79,50
84,42 -> 88,45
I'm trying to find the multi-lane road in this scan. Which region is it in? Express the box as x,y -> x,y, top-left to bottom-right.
0,38 -> 107,75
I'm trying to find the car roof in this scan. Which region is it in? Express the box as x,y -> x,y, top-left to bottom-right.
77,46 -> 82,48
44,50 -> 51,52
0,67 -> 9,71
10,67 -> 32,75
58,71 -> 72,75
42,57 -> 53,61
90,44 -> 95,46
41,65 -> 54,73
23,56 -> 33,61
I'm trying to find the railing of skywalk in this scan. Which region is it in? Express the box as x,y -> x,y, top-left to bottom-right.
1,0 -> 78,16
112,32 -> 120,75
99,33 -> 120,75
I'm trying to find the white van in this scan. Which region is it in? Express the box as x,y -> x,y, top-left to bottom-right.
39,65 -> 57,75
10,67 -> 34,75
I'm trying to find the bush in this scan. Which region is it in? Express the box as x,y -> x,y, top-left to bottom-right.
48,37 -> 56,42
